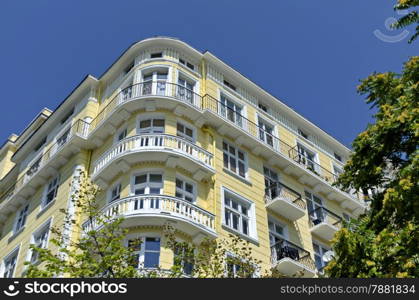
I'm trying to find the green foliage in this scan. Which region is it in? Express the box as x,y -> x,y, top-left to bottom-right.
392,0 -> 419,43
25,170 -> 140,278
327,56 -> 419,278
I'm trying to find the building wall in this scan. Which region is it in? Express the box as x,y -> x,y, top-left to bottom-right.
0,38 -> 364,277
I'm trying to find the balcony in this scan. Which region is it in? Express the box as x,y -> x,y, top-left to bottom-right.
86,82 -> 205,147
201,94 -> 364,215
91,134 -> 214,184
271,238 -> 316,277
265,182 -> 306,221
0,119 -> 89,220
309,207 -> 342,240
82,195 -> 217,244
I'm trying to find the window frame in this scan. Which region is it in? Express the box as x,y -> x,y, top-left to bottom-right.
219,94 -> 244,128
28,218 -> 52,264
13,204 -> 29,234
108,182 -> 122,203
176,121 -> 196,142
130,171 -> 164,196
268,217 -> 288,246
221,187 -> 256,240
41,175 -> 60,210
1,246 -> 20,278
136,115 -> 165,135
305,190 -> 325,221
126,235 -> 161,269
175,175 -> 197,203
312,240 -> 330,272
257,115 -> 276,148
222,140 -> 248,179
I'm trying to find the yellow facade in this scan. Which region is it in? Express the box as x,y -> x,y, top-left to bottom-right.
0,37 -> 365,278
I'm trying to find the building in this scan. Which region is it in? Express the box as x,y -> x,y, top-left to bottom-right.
0,37 -> 365,278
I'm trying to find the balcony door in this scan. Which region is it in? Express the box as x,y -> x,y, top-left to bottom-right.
305,191 -> 324,223
263,166 -> 279,199
137,118 -> 165,147
132,172 -> 163,211
220,95 -> 243,127
141,70 -> 168,96
177,77 -> 195,104
297,143 -> 317,172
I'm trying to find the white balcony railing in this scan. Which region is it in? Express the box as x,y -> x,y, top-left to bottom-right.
82,195 -> 216,235
92,134 -> 214,176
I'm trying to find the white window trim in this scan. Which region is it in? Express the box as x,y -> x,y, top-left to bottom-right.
312,239 -> 331,271
136,113 -> 166,135
26,217 -> 53,265
218,89 -> 248,127
130,169 -> 164,196
40,175 -> 60,211
256,113 -> 279,149
0,244 -> 21,278
125,233 -> 161,269
114,126 -> 128,144
225,251 -> 258,278
222,140 -> 248,180
221,186 -> 257,241
175,173 -> 197,203
176,119 -> 196,142
108,181 -> 122,203
268,216 -> 289,240
176,69 -> 200,95
12,204 -> 29,235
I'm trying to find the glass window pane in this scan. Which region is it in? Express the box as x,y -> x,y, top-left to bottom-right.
230,157 -> 236,172
229,145 -> 235,155
232,214 -> 239,229
176,179 -> 183,188
153,119 -> 165,127
185,128 -> 193,138
144,252 -> 160,268
149,174 -> 162,182
140,120 -> 151,128
145,237 -> 160,251
135,188 -> 145,195
185,183 -> 193,193
223,153 -> 229,169
149,188 -> 160,194
177,123 -> 184,133
223,142 -> 228,151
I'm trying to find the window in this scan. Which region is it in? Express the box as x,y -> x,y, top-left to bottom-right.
334,152 -> 342,162
313,242 -> 329,272
60,107 -> 75,125
150,52 -> 163,58
116,128 -> 127,142
56,128 -> 70,147
222,141 -> 246,178
342,213 -> 351,223
223,80 -> 236,91
264,166 -> 279,199
14,204 -> 29,233
332,165 -> 343,181
124,61 -> 134,74
296,143 -> 317,172
298,128 -> 309,139
220,95 -> 243,127
305,191 -> 324,223
132,172 -> 163,195
34,137 -> 47,152
175,177 -> 195,202
174,246 -> 194,276
142,70 -> 168,95
176,122 -> 194,142
258,102 -> 268,112
138,118 -> 165,134
179,58 -> 195,71
226,254 -> 255,278
109,183 -> 121,203
129,237 -> 160,268
268,219 -> 286,246
2,249 -> 18,278
42,176 -> 60,208
258,117 -> 274,147
177,77 -> 195,103
223,190 -> 251,236
29,221 -> 51,264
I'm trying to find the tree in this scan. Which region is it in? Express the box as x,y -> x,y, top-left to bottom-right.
326,56 -> 419,277
392,0 -> 419,43
25,171 -> 285,278
25,170 -> 141,278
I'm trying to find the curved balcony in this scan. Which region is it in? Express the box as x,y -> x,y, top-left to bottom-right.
82,195 -> 217,244
87,82 -> 205,147
91,134 -> 214,184
271,238 -> 316,277
309,207 -> 342,240
265,182 -> 306,221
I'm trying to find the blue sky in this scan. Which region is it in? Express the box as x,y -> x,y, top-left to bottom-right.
0,0 -> 417,147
